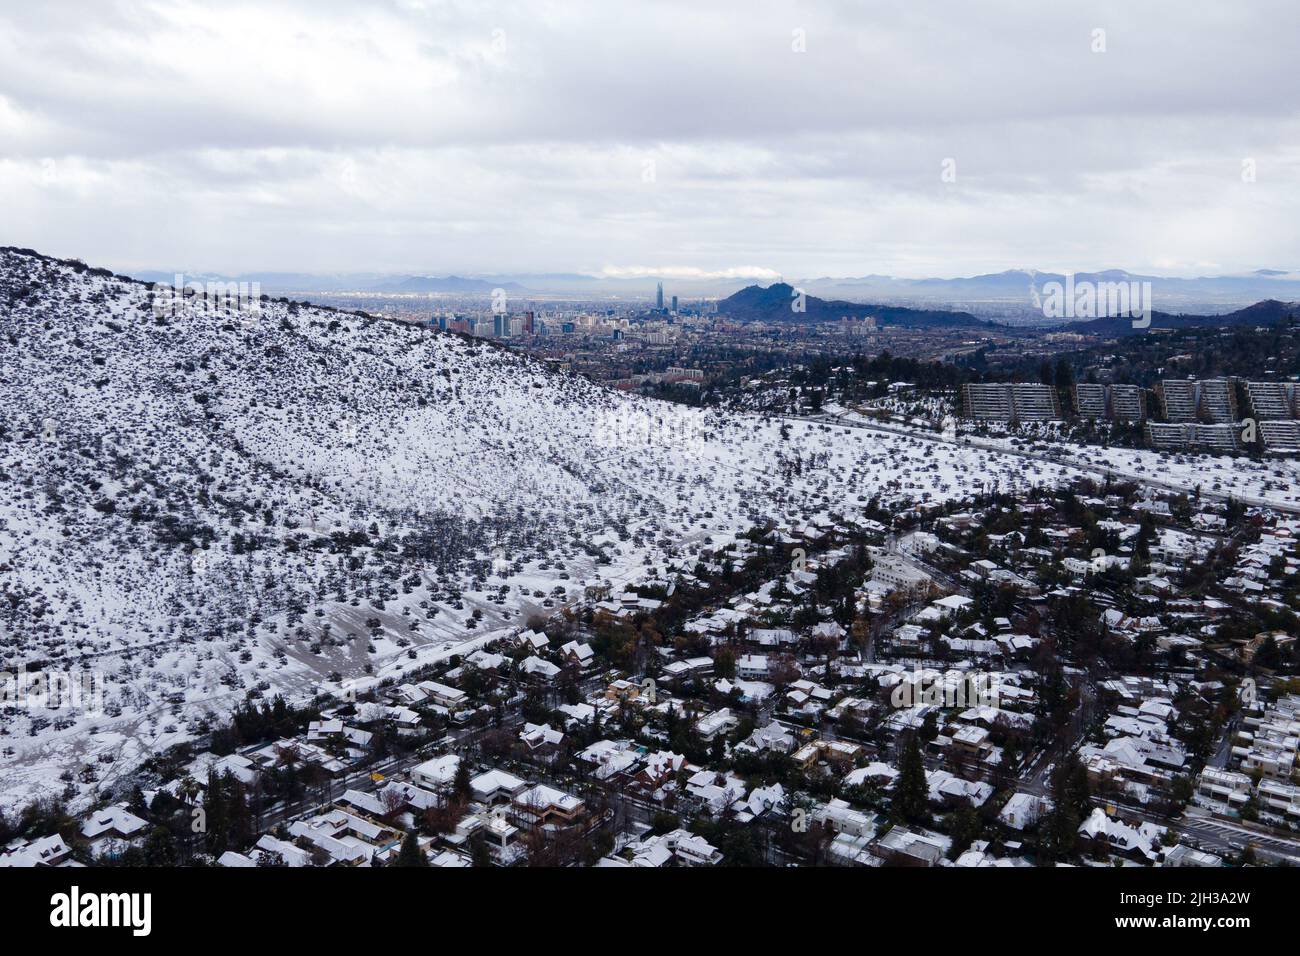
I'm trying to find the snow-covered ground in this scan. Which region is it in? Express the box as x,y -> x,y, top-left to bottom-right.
0,250 -> 1087,811
826,404 -> 1300,513
958,433 -> 1300,512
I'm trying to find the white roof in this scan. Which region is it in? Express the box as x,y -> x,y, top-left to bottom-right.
81,804 -> 149,840
521,656 -> 560,677
412,754 -> 460,785
516,783 -> 583,813
471,768 -> 527,798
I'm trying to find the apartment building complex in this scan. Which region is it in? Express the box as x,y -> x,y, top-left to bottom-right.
960,383 -> 1061,422
960,375 -> 1297,456
1144,422 -> 1240,454
1156,378 -> 1238,424
1245,381 -> 1300,420
1145,378 -> 1300,455
1074,383 -> 1147,421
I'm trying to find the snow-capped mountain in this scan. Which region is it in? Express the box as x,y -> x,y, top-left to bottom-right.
0,248 -> 1068,811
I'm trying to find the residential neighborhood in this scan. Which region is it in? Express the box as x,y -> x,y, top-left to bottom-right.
7,477 -> 1297,872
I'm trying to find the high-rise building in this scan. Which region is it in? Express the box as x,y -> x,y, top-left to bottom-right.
1158,378 -> 1237,423
671,295 -> 678,312
1145,422 -> 1239,454
1260,420 -> 1300,453
1110,385 -> 1146,421
1073,383 -> 1146,421
961,383 -> 1060,421
1246,381 -> 1299,421
1198,379 -> 1238,423
656,282 -> 664,310
1158,380 -> 1199,422
1074,383 -> 1108,419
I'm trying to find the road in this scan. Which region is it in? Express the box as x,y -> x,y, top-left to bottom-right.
252,712 -> 526,834
1208,717 -> 1239,769
1018,678 -> 1097,795
1175,806 -> 1300,864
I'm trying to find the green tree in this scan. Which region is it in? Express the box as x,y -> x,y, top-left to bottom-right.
945,806 -> 981,860
893,734 -> 929,824
453,757 -> 472,801
395,830 -> 427,867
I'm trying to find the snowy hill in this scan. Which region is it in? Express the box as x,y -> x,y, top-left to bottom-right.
0,248 -> 1075,811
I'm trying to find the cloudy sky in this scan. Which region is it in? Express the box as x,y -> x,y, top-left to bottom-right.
1,0 -> 1298,278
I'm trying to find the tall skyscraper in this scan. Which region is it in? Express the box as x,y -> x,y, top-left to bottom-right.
671,295 -> 678,312
655,281 -> 664,310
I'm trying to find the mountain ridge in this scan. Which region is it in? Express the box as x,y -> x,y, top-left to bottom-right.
1063,298 -> 1300,336
0,246 -> 1055,812
717,282 -> 991,328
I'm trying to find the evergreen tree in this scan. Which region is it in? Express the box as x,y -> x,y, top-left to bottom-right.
395,830 -> 427,867
1041,805 -> 1080,860
1040,754 -> 1090,861
203,768 -> 230,855
945,806 -> 981,860
893,733 -> 929,823
453,757 -> 472,801
1054,358 -> 1074,393
470,835 -> 493,867
142,826 -> 178,866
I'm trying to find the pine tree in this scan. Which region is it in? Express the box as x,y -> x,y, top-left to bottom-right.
470,835 -> 493,867
396,830 -> 427,867
945,806 -> 981,860
453,757 -> 471,800
1040,754 -> 1090,861
893,733 -> 929,824
1042,805 -> 1080,860
203,768 -> 230,855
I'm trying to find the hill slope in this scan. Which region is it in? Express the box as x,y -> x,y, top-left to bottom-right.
717,282 -> 989,327
1064,298 -> 1299,336
0,248 -> 1066,810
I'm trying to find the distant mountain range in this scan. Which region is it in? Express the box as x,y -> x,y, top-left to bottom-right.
124,265 -> 1300,315
371,275 -> 527,294
800,268 -> 1300,319
717,282 -> 989,328
132,269 -> 393,294
715,280 -> 1300,335
1064,298 -> 1300,337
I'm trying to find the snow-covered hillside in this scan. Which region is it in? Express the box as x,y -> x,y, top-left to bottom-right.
0,248 -> 1079,811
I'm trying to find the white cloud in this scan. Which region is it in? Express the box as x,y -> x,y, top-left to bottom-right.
0,0 -> 1297,276
600,265 -> 783,280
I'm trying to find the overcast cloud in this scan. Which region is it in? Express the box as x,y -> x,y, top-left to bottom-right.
1,0 -> 1298,277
